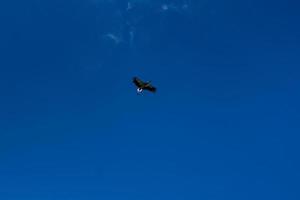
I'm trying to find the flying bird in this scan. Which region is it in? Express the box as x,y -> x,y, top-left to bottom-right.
133,77 -> 156,94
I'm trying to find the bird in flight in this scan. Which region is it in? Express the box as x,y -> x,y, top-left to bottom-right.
132,77 -> 156,94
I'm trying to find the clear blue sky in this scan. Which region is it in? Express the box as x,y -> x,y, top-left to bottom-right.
0,0 -> 299,199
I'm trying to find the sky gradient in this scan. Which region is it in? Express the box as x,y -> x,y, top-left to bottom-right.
0,0 -> 300,199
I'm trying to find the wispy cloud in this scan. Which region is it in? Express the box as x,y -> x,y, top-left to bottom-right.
103,33 -> 122,44
92,0 -> 193,51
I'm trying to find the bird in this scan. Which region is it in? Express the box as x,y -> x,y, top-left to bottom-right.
132,77 -> 156,94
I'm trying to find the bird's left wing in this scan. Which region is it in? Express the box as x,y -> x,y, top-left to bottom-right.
133,77 -> 144,88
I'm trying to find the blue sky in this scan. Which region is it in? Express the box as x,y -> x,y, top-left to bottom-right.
0,0 -> 299,199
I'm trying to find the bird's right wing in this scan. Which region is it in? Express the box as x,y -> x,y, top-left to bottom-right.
145,84 -> 156,92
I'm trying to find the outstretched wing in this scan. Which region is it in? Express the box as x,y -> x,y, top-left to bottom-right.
144,84 -> 156,92
133,77 -> 145,88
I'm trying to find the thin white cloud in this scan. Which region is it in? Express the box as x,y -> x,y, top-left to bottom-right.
161,4 -> 169,11
127,2 -> 133,10
103,33 -> 122,44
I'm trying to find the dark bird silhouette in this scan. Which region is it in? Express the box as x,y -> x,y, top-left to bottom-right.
133,77 -> 156,93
